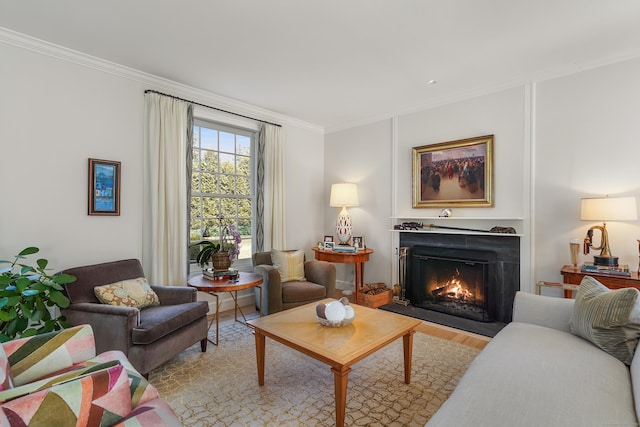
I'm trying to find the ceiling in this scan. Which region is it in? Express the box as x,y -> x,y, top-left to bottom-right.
2,1 -> 640,131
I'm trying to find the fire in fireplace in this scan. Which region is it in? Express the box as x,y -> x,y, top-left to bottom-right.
414,255 -> 490,322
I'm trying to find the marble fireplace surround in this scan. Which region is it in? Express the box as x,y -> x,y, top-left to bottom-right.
399,231 -> 520,325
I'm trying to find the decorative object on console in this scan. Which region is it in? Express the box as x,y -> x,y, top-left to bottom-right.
352,236 -> 364,250
88,158 -> 121,216
412,135 -> 493,208
329,183 -> 359,245
581,196 -> 638,266
570,238 -> 581,267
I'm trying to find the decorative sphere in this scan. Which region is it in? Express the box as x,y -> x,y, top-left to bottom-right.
343,305 -> 355,320
324,301 -> 346,321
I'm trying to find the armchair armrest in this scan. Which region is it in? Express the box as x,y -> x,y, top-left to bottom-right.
151,285 -> 196,305
305,260 -> 336,297
254,264 -> 283,314
62,303 -> 139,354
512,291 -> 574,333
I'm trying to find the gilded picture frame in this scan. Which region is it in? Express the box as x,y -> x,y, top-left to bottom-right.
412,135 -> 493,208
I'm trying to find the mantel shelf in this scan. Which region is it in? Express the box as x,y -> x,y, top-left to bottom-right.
389,229 -> 523,237
391,216 -> 524,221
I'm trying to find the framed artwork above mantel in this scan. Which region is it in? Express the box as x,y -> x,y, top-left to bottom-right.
412,135 -> 493,208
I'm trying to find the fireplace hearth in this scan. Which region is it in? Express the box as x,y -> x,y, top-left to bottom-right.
399,232 -> 520,326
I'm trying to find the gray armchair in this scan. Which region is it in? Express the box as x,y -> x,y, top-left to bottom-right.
253,251 -> 336,315
60,259 -> 209,376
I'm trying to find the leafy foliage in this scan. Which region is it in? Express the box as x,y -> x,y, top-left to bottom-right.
0,247 -> 76,342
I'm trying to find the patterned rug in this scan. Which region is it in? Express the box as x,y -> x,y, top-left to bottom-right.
149,320 -> 480,427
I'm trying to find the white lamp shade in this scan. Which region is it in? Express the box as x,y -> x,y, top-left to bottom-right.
581,196 -> 638,221
330,183 -> 359,207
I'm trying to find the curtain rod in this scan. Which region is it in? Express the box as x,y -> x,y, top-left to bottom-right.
144,89 -> 282,128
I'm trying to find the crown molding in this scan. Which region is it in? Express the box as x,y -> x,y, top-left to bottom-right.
0,26 -> 324,134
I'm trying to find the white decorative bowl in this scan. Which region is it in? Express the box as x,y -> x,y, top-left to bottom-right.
316,315 -> 354,328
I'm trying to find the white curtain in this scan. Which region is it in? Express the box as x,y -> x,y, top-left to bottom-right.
261,124 -> 286,250
143,93 -> 192,285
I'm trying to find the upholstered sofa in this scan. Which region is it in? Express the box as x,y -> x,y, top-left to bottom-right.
60,259 -> 209,376
0,325 -> 182,426
427,281 -> 640,427
253,250 -> 336,315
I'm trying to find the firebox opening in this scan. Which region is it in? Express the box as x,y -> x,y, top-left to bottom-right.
413,255 -> 492,322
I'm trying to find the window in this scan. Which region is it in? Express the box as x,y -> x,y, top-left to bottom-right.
190,120 -> 255,266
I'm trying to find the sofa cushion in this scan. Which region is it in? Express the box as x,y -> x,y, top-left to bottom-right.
0,360 -> 120,403
570,275 -> 640,365
5,325 -> 95,387
95,277 -> 160,309
426,322 -> 638,427
132,301 -> 209,345
0,344 -> 12,392
271,250 -> 305,282
282,281 -> 326,303
0,363 -> 131,427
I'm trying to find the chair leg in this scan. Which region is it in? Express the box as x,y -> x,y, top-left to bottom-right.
200,338 -> 207,352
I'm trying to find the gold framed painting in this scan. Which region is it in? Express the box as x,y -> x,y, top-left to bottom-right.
412,135 -> 493,208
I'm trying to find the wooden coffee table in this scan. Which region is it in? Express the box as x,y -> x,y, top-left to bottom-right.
188,272 -> 263,345
247,300 -> 421,427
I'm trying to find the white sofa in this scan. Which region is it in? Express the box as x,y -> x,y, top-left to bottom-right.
427,290 -> 640,427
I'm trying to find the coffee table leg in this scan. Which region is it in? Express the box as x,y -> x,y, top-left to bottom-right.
331,365 -> 351,427
254,330 -> 266,386
403,329 -> 416,384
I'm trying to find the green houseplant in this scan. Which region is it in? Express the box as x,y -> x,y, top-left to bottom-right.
0,247 -> 76,342
191,225 -> 242,270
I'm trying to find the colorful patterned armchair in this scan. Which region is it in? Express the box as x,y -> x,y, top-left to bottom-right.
0,325 -> 182,426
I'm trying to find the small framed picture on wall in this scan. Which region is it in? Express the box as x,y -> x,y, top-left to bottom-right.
324,235 -> 334,243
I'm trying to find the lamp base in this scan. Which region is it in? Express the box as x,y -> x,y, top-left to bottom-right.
593,255 -> 619,267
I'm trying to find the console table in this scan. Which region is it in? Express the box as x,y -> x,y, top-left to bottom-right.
560,265 -> 640,297
312,247 -> 373,304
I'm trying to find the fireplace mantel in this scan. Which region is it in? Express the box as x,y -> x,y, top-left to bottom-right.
390,216 -> 524,237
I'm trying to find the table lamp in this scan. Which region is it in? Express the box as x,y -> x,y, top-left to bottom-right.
330,183 -> 359,245
581,196 -> 638,266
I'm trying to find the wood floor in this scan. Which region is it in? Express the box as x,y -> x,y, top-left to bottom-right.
216,304 -> 490,351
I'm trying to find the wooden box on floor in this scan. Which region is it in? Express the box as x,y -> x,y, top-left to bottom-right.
359,284 -> 393,308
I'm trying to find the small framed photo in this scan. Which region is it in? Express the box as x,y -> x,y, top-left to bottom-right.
324,241 -> 335,251
324,235 -> 334,243
88,158 -> 121,216
352,236 -> 364,250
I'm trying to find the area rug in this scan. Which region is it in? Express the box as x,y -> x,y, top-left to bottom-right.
149,320 -> 480,426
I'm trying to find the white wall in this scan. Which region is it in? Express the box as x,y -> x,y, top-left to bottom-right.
535,57 -> 640,283
0,36 -> 325,277
326,59 -> 640,294
324,119 -> 393,290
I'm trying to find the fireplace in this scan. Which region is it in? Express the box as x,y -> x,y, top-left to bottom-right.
411,247 -> 494,322
400,232 -> 520,325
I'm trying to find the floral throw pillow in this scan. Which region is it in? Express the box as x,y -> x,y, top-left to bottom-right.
94,277 -> 160,309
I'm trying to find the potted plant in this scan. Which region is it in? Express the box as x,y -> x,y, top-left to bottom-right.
191,225 -> 242,271
0,247 -> 76,341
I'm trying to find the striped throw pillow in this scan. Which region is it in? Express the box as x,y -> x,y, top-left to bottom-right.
271,250 -> 306,282
570,276 -> 640,365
